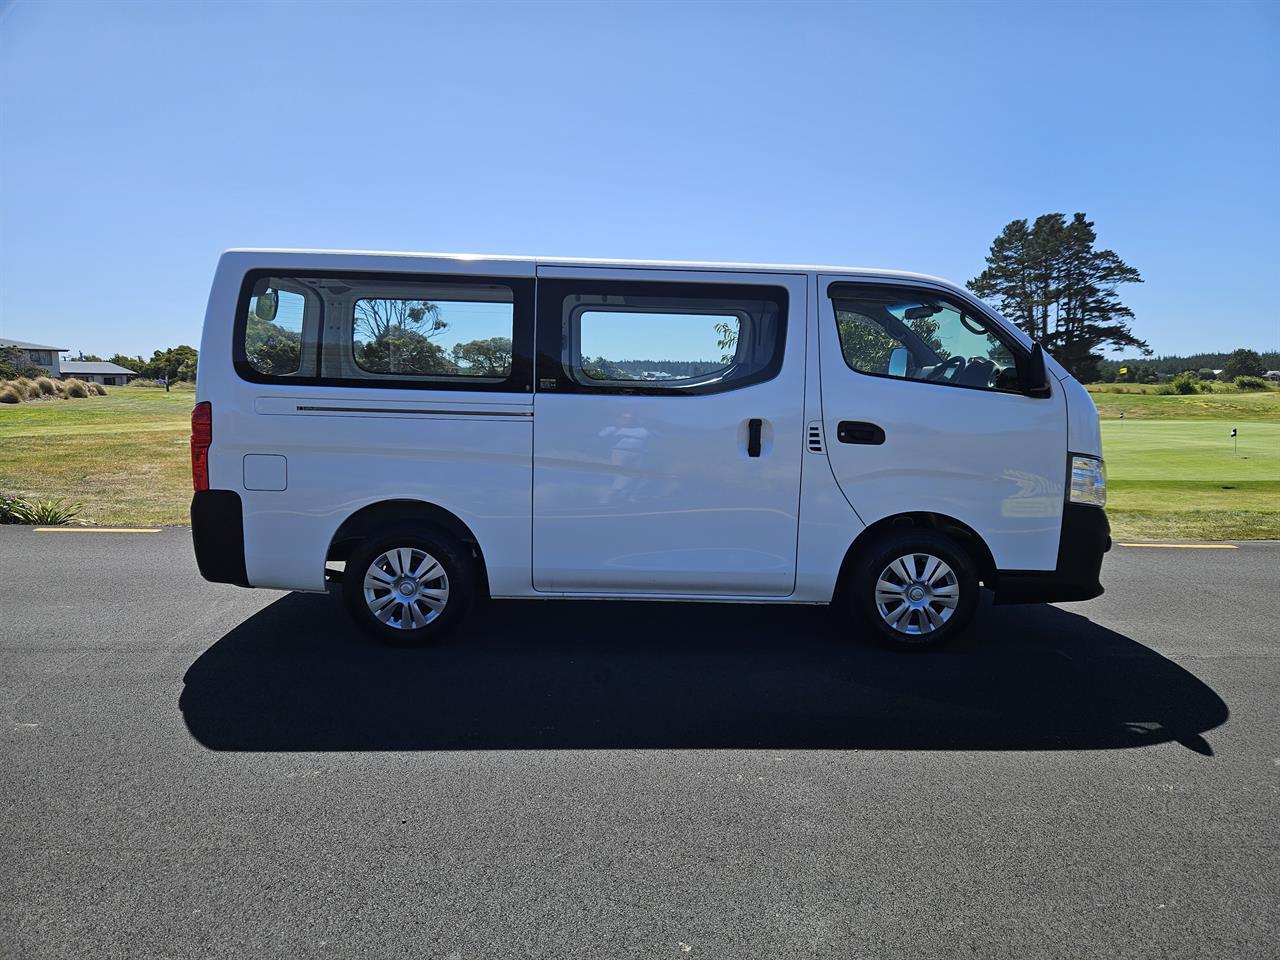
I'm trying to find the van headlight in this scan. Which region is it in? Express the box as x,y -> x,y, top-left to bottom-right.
1069,455 -> 1107,507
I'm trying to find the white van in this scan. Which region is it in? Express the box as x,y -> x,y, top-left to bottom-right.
192,250 -> 1109,648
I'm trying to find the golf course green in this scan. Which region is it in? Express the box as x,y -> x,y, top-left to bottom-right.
1092,389 -> 1279,541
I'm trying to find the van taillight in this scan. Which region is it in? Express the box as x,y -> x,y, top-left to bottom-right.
191,401 -> 212,491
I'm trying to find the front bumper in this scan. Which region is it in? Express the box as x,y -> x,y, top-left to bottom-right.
993,503 -> 1110,604
191,489 -> 250,587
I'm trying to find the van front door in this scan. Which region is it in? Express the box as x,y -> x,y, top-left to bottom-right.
532,267 -> 807,595
817,277 -> 1068,573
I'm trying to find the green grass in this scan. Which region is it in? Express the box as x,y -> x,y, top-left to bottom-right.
1101,418 -> 1280,541
1,381 -> 1275,540
0,386 -> 193,525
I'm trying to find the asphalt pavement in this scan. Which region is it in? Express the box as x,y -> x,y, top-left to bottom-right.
1,528 -> 1277,958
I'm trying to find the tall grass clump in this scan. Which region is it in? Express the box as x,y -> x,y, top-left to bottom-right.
64,378 -> 90,398
34,376 -> 57,395
0,383 -> 23,403
0,494 -> 83,525
88,382 -> 108,395
13,377 -> 41,399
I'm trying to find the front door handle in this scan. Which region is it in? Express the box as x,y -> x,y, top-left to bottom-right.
747,418 -> 763,457
837,421 -> 885,445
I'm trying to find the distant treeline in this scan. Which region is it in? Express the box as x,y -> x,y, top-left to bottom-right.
1099,351 -> 1280,379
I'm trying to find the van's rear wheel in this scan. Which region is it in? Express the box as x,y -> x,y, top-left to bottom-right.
850,529 -> 978,648
341,525 -> 472,646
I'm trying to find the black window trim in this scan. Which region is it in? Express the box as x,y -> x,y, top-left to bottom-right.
233,268 -> 535,394
536,278 -> 789,397
826,280 -> 1046,399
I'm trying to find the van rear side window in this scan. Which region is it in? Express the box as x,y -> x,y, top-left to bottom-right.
234,272 -> 533,391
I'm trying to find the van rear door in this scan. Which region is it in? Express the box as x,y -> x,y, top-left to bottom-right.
532,266 -> 807,595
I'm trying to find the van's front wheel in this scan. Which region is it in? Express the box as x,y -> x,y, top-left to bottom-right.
850,529 -> 978,648
341,526 -> 472,645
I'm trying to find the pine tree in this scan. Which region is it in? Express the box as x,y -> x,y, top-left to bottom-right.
969,213 -> 1148,380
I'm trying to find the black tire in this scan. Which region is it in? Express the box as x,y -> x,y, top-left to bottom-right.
341,523 -> 474,646
848,528 -> 979,648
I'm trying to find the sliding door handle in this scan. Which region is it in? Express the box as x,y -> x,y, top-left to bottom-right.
747,418 -> 762,457
837,421 -> 885,445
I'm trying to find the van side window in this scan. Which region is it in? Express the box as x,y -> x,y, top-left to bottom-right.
235,272 -> 532,391
352,292 -> 513,379
546,283 -> 786,394
244,280 -> 316,377
831,286 -> 1022,393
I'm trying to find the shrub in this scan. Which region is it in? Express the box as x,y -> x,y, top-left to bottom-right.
64,378 -> 90,398
34,376 -> 57,395
1235,375 -> 1268,391
128,378 -> 163,388
1169,372 -> 1199,395
0,383 -> 22,403
13,377 -> 41,399
22,497 -> 83,525
88,382 -> 107,395
0,494 -> 32,522
0,495 -> 82,525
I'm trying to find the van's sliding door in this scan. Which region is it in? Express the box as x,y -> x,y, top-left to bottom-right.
532,266 -> 807,596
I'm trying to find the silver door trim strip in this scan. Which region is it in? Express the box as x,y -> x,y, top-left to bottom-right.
294,405 -> 534,417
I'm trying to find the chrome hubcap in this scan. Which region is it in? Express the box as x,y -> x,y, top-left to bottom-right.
362,547 -> 449,630
875,552 -> 959,636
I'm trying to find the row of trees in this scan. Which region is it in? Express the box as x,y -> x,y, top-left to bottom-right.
1105,348 -> 1273,384
1101,348 -> 1276,383
74,347 -> 198,385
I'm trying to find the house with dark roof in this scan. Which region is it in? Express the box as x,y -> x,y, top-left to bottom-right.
0,338 -> 69,377
59,360 -> 140,386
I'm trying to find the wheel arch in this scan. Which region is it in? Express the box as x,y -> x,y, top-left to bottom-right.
834,511 -> 998,601
327,499 -> 491,597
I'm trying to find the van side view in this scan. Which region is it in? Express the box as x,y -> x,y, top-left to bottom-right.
192,251 -> 1109,648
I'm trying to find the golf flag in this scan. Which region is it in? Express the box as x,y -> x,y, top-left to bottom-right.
1118,366 -> 1128,375
1231,428 -> 1237,437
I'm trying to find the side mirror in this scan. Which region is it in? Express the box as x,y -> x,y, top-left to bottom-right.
887,347 -> 911,378
1022,342 -> 1052,398
254,289 -> 279,323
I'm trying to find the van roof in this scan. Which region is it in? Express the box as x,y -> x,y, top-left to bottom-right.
221,248 -> 964,290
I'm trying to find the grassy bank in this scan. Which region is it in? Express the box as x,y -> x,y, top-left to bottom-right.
1088,386 -> 1280,421
0,386 -> 193,525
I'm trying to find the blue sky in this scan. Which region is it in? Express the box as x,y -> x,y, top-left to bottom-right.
2,0 -> 1277,360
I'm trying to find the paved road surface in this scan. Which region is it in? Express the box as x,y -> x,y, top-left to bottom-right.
2,528 -> 1277,958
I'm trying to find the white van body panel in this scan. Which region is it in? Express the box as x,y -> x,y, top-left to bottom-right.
199,251 -> 537,595
195,250 -> 1105,607
794,273 -> 868,600
1058,368 -> 1104,460
531,265 -> 809,596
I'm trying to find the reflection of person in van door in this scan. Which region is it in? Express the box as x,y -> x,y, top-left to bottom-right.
599,409 -> 653,504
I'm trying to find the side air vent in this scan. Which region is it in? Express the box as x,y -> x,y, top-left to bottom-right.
807,421 -> 824,453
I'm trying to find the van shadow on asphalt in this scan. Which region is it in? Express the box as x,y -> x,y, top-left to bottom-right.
180,591 -> 1227,753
